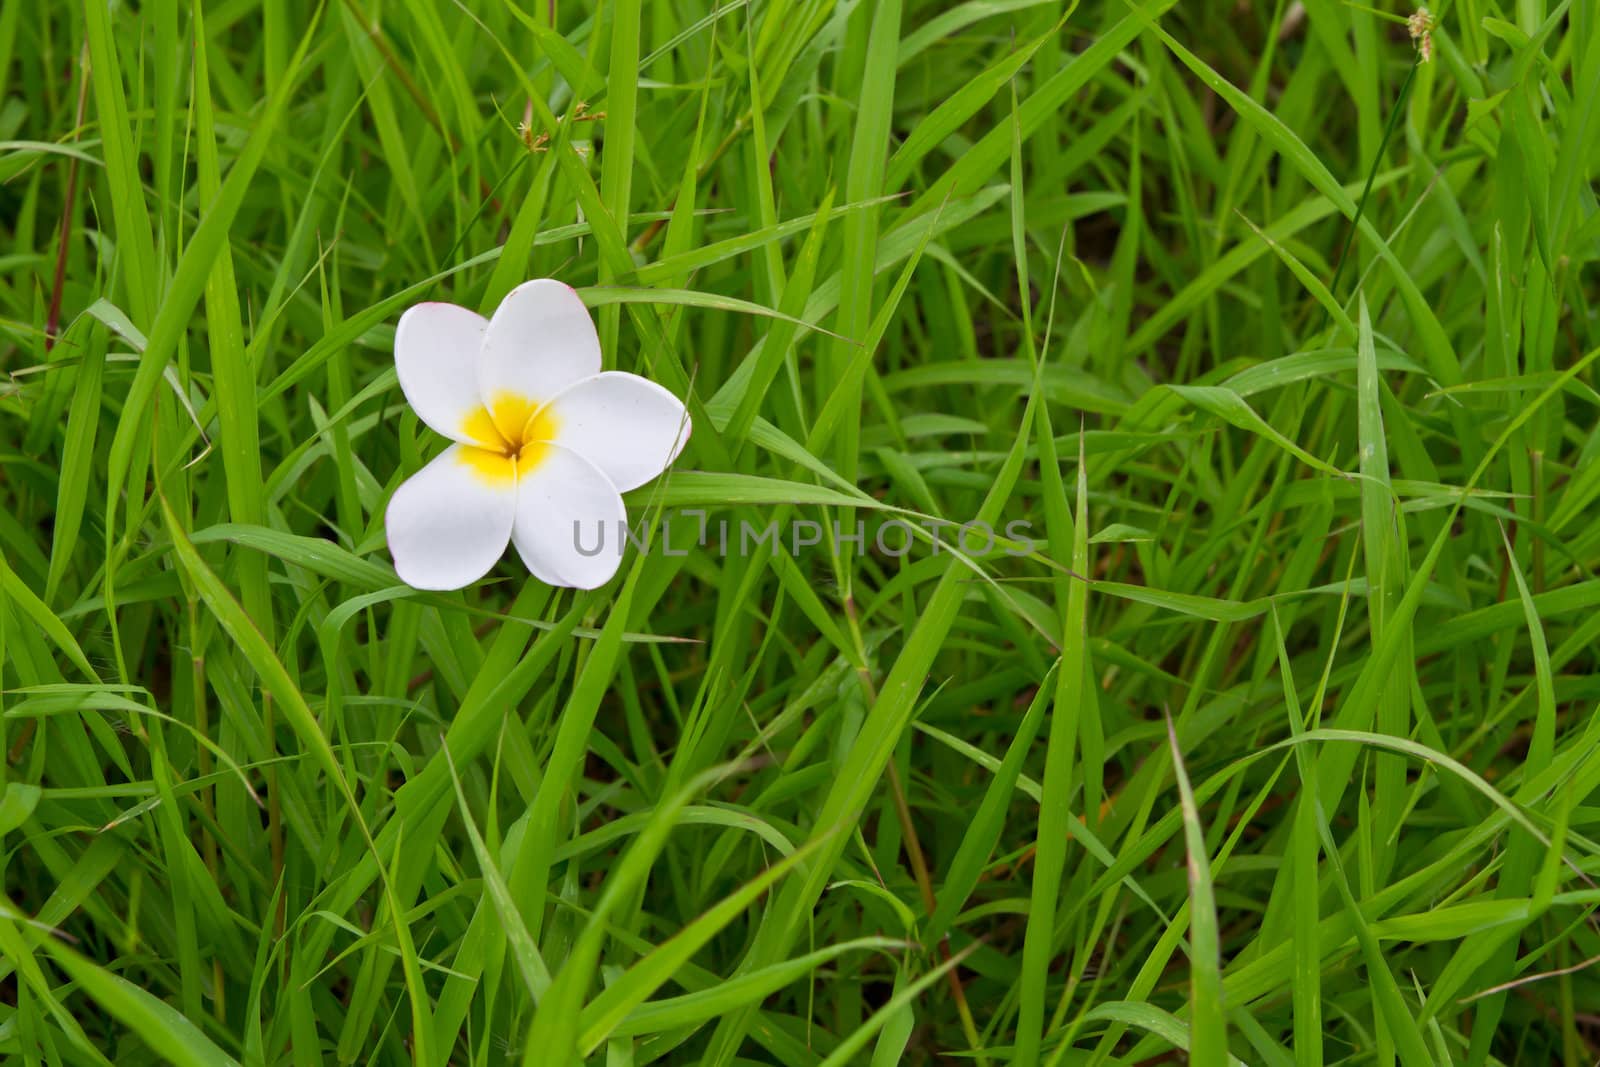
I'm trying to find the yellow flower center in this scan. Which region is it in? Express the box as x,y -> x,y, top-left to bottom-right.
457,392 -> 561,484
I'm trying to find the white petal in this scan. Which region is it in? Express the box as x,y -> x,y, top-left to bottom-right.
478,280 -> 601,435
511,446 -> 627,590
540,372 -> 691,492
394,303 -> 499,446
386,445 -> 517,590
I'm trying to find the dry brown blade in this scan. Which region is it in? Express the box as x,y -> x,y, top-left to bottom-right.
1461,947 -> 1600,1004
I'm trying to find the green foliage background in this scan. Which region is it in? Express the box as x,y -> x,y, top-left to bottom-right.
2,0 -> 1599,1063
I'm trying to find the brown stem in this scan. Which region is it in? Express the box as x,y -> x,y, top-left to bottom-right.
45,44 -> 92,350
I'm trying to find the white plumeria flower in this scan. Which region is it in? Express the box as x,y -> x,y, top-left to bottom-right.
386,279 -> 690,591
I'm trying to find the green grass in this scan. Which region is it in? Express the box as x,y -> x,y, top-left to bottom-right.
2,0 -> 1599,1063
